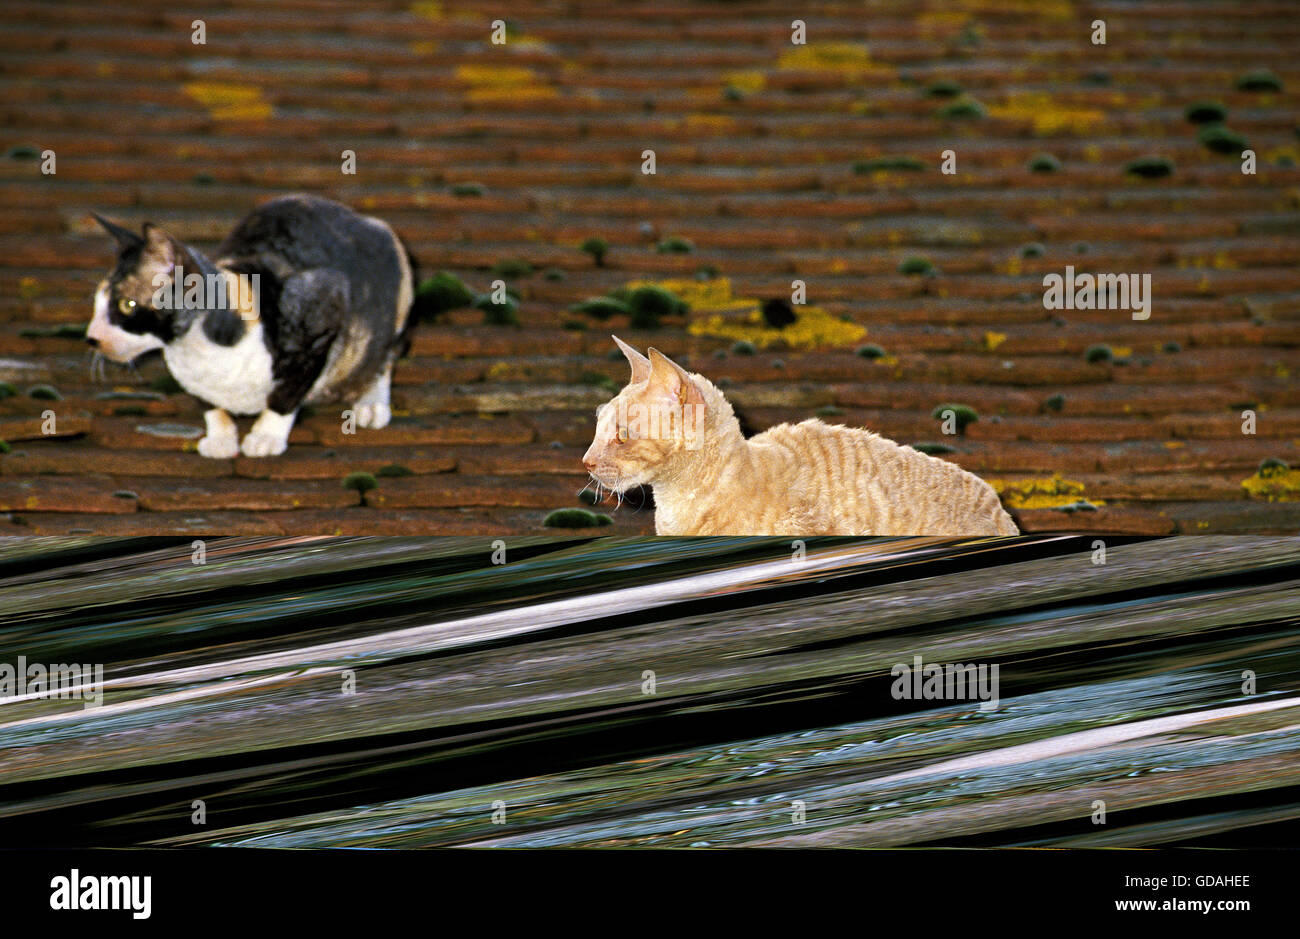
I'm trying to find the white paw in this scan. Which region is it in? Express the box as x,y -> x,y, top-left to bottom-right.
355,402 -> 391,429
197,435 -> 240,459
240,431 -> 288,458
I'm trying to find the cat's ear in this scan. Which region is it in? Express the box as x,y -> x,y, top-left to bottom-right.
647,348 -> 704,408
91,212 -> 144,251
140,223 -> 178,274
612,335 -> 651,384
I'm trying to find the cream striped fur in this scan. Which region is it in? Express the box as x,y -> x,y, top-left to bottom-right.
583,338 -> 1019,537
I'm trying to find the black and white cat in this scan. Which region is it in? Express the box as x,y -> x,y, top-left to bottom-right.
87,194 -> 416,458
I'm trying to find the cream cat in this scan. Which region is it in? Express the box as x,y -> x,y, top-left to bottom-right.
582,337 -> 1019,536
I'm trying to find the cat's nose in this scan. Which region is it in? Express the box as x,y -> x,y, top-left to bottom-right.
582,456 -> 596,472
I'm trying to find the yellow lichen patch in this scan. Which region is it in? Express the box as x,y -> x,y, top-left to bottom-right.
777,43 -> 892,80
683,113 -> 737,133
627,277 -> 743,314
987,474 -> 1103,510
963,0 -> 1073,18
408,40 -> 439,56
1265,145 -> 1298,165
689,306 -> 866,350
984,330 -> 1007,351
409,1 -> 443,19
723,70 -> 766,94
455,65 -> 558,103
987,91 -> 1102,136
917,11 -> 972,35
659,277 -> 865,349
1241,467 -> 1300,502
183,82 -> 272,121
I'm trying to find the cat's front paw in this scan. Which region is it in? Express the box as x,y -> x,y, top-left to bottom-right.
354,402 -> 391,429
240,431 -> 289,458
197,434 -> 240,459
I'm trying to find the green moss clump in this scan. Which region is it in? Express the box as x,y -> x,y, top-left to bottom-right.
932,403 -> 979,434
342,472 -> 378,506
1185,101 -> 1227,124
1162,341 -> 1182,354
543,508 -> 612,528
474,294 -> 520,326
853,155 -> 925,174
911,441 -> 955,456
580,237 -> 609,266
1259,457 -> 1290,478
899,256 -> 934,276
1020,242 -> 1045,258
491,258 -> 534,279
572,297 -> 631,320
0,382 -> 19,400
731,340 -> 756,356
1084,344 -> 1113,364
814,405 -> 845,417
450,182 -> 486,197
1198,125 -> 1249,155
656,236 -> 694,254
376,464 -> 413,477
937,98 -> 985,120
414,271 -> 475,320
1235,69 -> 1281,93
544,267 -> 565,281
926,79 -> 963,98
1053,499 -> 1100,513
0,439 -> 11,454
6,145 -> 40,161
1042,393 -> 1066,413
1027,153 -> 1062,173
1125,156 -> 1174,179
1055,496 -> 1097,512
856,344 -> 886,360
27,384 -> 61,400
627,284 -> 687,329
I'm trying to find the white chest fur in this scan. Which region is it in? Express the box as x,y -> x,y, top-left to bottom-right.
163,318 -> 274,416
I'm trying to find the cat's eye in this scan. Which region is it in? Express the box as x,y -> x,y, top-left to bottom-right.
117,298 -> 137,315
616,427 -> 629,443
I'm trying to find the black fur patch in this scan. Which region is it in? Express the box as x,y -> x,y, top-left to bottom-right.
216,194 -> 410,409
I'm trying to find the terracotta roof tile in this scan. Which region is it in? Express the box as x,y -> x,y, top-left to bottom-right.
2,0 -> 1297,533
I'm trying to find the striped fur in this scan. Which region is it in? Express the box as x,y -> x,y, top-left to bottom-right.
584,341 -> 1019,536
